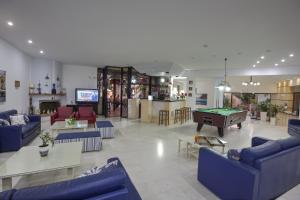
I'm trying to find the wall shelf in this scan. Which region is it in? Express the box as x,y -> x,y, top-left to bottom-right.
29,93 -> 66,96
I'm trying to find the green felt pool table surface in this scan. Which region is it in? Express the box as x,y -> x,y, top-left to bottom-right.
197,108 -> 243,116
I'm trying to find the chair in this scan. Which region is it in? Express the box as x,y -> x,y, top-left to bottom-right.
159,110 -> 169,126
76,107 -> 96,125
50,106 -> 74,125
174,109 -> 183,124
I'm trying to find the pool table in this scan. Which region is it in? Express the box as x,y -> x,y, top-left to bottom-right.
193,108 -> 247,137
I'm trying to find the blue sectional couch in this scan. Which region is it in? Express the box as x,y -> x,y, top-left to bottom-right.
198,136 -> 300,200
0,110 -> 41,152
0,157 -> 142,200
288,119 -> 300,137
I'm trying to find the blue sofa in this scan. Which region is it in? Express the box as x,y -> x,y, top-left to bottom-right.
0,157 -> 142,200
0,110 -> 41,152
198,136 -> 300,200
288,119 -> 300,137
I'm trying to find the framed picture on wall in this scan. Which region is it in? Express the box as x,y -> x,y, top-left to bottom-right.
0,70 -> 6,102
189,87 -> 193,91
196,93 -> 208,105
188,93 -> 192,97
189,80 -> 193,85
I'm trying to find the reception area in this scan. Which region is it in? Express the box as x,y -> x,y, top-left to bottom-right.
0,1 -> 300,200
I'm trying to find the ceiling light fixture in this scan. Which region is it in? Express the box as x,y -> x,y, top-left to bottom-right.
39,50 -> 45,54
274,63 -> 279,66
252,64 -> 256,68
242,76 -> 260,87
7,21 -> 14,26
260,56 -> 265,59
289,54 -> 294,57
281,59 -> 285,62
256,61 -> 260,64
217,58 -> 231,92
27,40 -> 33,44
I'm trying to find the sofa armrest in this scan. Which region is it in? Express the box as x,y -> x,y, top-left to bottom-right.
251,137 -> 272,147
50,113 -> 58,125
0,125 -> 23,152
289,119 -> 300,125
198,148 -> 260,200
75,112 -> 80,119
29,115 -> 41,122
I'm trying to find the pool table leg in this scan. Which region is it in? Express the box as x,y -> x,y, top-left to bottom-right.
196,123 -> 204,132
218,128 -> 224,137
237,123 -> 242,129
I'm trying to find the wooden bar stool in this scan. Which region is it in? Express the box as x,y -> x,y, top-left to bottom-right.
183,107 -> 192,120
159,110 -> 169,126
181,107 -> 187,122
174,109 -> 183,124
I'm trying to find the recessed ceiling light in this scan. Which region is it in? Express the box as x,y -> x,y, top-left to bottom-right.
274,63 -> 279,66
39,50 -> 45,54
7,21 -> 14,26
281,59 -> 285,62
256,61 -> 260,64
260,56 -> 265,59
289,53 -> 294,57
252,64 -> 256,68
27,40 -> 33,44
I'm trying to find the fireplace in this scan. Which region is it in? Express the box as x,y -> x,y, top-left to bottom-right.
39,100 -> 60,114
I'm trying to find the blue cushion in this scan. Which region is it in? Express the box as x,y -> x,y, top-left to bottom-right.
277,137 -> 300,150
240,141 -> 282,166
0,110 -> 17,121
96,121 -> 114,128
227,149 -> 242,160
55,131 -> 101,140
12,168 -> 126,200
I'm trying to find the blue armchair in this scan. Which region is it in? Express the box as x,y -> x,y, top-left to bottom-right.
0,110 -> 41,152
198,136 -> 300,200
288,119 -> 300,136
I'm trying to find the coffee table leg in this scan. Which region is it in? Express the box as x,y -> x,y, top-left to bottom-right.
67,168 -> 74,178
178,139 -> 181,153
2,177 -> 12,190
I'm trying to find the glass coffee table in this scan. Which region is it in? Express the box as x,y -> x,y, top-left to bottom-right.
0,142 -> 82,191
50,120 -> 88,136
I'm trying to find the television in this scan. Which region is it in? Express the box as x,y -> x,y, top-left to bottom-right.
75,89 -> 99,103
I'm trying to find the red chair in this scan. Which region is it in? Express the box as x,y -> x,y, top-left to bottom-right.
50,106 -> 74,125
75,107 -> 96,125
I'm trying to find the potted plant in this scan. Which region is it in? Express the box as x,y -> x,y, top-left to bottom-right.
258,101 -> 269,121
66,117 -> 76,126
39,132 -> 54,157
268,104 -> 280,125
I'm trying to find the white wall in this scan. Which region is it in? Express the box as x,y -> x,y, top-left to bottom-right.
62,65 -> 97,104
0,38 -> 31,113
186,78 -> 218,110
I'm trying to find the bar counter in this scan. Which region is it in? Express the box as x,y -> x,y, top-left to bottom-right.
140,99 -> 186,125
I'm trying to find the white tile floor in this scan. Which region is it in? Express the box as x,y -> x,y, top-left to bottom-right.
0,117 -> 299,199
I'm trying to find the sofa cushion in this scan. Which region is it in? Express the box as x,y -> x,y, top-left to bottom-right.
22,122 -> 39,138
10,115 -> 26,125
0,119 -> 10,126
240,141 -> 282,167
227,149 -> 242,160
79,107 -> 93,117
0,110 -> 17,121
11,168 -> 127,200
277,137 -> 300,150
79,159 -> 119,177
